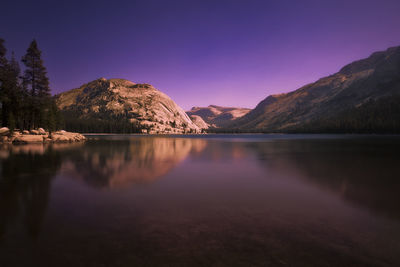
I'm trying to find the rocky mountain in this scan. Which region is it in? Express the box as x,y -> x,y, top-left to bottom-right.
187,105 -> 251,128
56,78 -> 200,134
231,45 -> 400,132
189,115 -> 209,130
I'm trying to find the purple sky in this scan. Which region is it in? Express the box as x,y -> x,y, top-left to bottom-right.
2,0 -> 400,110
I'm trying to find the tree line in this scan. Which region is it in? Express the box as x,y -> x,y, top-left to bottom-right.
208,96 -> 400,134
286,96 -> 400,134
0,38 -> 62,133
62,110 -> 142,133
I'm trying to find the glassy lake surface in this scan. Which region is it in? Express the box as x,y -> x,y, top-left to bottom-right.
1,134 -> 400,267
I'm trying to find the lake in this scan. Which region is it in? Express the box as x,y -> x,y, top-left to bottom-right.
1,134 -> 400,267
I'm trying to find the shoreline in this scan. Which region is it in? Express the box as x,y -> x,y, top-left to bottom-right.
0,127 -> 86,144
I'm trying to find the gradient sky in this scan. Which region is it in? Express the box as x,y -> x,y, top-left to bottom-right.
1,0 -> 400,110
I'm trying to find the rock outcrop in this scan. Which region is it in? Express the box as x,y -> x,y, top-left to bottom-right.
0,127 -> 86,144
56,78 -> 200,134
186,105 -> 251,128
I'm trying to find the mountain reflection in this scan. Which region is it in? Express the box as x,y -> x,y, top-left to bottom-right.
246,138 -> 400,221
0,138 -> 206,243
1,135 -> 400,247
63,137 -> 206,188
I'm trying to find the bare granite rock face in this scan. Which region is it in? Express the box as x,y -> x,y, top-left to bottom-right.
55,78 -> 200,134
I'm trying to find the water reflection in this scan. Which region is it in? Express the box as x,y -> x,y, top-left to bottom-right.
0,144 -> 62,241
0,137 -> 206,242
63,137 -> 206,187
246,138 -> 400,221
1,135 -> 400,266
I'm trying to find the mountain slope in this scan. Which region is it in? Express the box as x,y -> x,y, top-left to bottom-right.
232,45 -> 400,132
56,78 -> 200,134
189,115 -> 209,130
187,105 -> 251,127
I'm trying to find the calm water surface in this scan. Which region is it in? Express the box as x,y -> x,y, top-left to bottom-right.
0,134 -> 400,267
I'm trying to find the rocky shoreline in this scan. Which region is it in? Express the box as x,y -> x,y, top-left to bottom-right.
0,127 -> 86,144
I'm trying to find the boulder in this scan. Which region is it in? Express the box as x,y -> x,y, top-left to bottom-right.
38,128 -> 47,135
30,129 -> 40,135
51,134 -> 71,142
13,135 -> 44,144
22,130 -> 30,135
0,127 -> 10,136
51,131 -> 86,142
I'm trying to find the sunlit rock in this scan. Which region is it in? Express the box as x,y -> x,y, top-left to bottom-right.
55,78 -> 201,134
30,129 -> 40,135
0,127 -> 10,136
13,135 -> 45,143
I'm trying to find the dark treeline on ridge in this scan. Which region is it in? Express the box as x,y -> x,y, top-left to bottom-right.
0,38 -> 62,132
288,96 -> 400,134
62,111 -> 142,133
208,96 -> 400,134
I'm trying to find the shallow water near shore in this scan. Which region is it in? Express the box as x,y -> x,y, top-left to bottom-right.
1,134 -> 400,266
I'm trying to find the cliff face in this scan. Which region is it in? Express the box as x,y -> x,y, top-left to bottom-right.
187,105 -> 251,128
232,46 -> 400,131
56,78 -> 200,134
189,115 -> 209,130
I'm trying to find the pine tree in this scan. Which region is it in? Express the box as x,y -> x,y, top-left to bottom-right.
0,39 -> 6,72
0,38 -> 9,126
8,52 -> 23,129
22,40 -> 51,129
46,100 -> 58,134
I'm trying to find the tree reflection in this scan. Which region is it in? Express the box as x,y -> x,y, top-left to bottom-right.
0,144 -> 62,242
0,137 -> 206,244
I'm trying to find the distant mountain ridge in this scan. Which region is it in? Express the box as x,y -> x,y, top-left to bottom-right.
55,45 -> 400,134
186,105 -> 251,128
229,45 -> 400,132
55,78 -> 200,133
